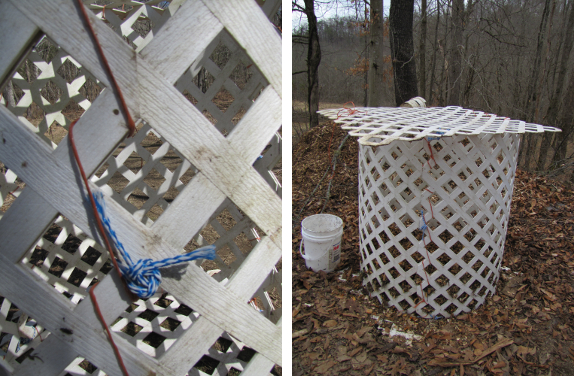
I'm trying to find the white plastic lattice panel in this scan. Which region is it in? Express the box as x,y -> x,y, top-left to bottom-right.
358,134 -> 520,318
318,106 -> 561,146
0,0 -> 281,375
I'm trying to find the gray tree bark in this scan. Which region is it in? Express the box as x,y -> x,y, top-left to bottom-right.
419,0 -> 428,98
305,0 -> 321,127
447,0 -> 464,105
389,0 -> 418,106
368,0 -> 385,106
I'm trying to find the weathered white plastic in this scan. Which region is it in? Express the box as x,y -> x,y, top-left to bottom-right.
318,106 -> 561,146
318,105 -> 561,318
300,214 -> 343,272
357,133 -> 521,318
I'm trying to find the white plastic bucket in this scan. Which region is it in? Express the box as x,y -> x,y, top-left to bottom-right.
300,214 -> 343,272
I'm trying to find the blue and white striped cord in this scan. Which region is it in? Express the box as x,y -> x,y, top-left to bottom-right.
93,191 -> 216,299
420,209 -> 428,241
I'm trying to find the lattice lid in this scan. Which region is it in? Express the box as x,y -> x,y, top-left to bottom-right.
318,106 -> 561,146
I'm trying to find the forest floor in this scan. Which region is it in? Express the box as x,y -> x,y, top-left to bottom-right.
292,118 -> 574,375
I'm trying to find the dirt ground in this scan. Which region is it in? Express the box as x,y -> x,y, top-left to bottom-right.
292,116 -> 574,375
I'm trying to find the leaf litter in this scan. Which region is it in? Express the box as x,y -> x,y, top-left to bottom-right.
292,122 -> 573,376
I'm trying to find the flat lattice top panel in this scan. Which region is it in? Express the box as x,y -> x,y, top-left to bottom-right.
318,106 -> 561,146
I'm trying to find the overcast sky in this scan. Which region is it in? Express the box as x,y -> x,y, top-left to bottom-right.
292,1 -> 391,31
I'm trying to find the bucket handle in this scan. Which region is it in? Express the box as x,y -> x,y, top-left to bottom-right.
299,238 -> 332,262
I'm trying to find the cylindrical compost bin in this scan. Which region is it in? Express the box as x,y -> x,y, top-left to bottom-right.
318,105 -> 560,318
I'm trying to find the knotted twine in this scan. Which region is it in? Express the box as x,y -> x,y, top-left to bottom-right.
92,191 -> 216,299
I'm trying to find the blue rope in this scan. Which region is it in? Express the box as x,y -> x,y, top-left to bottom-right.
426,131 -> 444,141
420,209 -> 428,240
93,192 -> 216,299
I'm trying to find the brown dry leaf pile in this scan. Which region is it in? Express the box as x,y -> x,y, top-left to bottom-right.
292,122 -> 574,376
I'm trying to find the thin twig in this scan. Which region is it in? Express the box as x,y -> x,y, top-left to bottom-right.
321,134 -> 350,213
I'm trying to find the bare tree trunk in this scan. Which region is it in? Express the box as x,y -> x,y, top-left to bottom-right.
519,0 -> 553,169
368,0 -> 385,106
537,0 -> 573,170
524,0 -> 552,123
389,0 -> 418,106
428,0 -> 441,103
551,71 -> 573,164
447,0 -> 464,105
305,0 -> 321,127
419,0 -> 428,97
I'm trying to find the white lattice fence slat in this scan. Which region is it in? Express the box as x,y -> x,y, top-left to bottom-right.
319,106 -> 560,319
0,0 -> 281,375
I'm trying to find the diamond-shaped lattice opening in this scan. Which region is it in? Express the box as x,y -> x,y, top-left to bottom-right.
16,59 -> 41,85
194,355 -> 221,375
434,294 -> 448,306
388,267 -> 400,279
141,131 -> 163,154
121,321 -> 144,336
48,256 -> 68,278
211,88 -> 234,113
56,58 -> 80,83
399,237 -> 413,251
24,102 -> 45,128
216,245 -> 237,266
437,253 -> 452,266
462,251 -> 475,264
67,267 -> 87,287
398,280 -> 411,293
213,336 -> 234,353
424,263 -> 437,275
62,99 -> 85,122
388,223 -> 401,236
372,258 -> 382,270
124,151 -> 145,174
174,303 -> 194,316
410,251 -> 424,264
425,241 -> 439,254
398,299 -> 411,310
230,60 -> 254,90
131,16 -> 154,40
128,188 -> 149,210
43,121 -> 68,145
160,149 -> 183,173
387,286 -> 400,298
457,291 -> 469,304
371,237 -> 381,252
28,246 -> 49,267
107,171 -> 130,194
447,284 -> 461,299
143,331 -> 166,349
160,317 -> 181,332
217,209 -> 237,231
459,272 -> 472,284
80,246 -> 101,266
388,245 -> 401,258
448,263 -> 462,276
438,229 -> 454,244
79,77 -> 102,102
435,274 -> 449,287
139,309 -> 160,322
210,42 -> 232,69
40,80 -> 62,105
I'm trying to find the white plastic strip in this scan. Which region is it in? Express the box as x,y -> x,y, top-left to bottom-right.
318,106 -> 561,146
